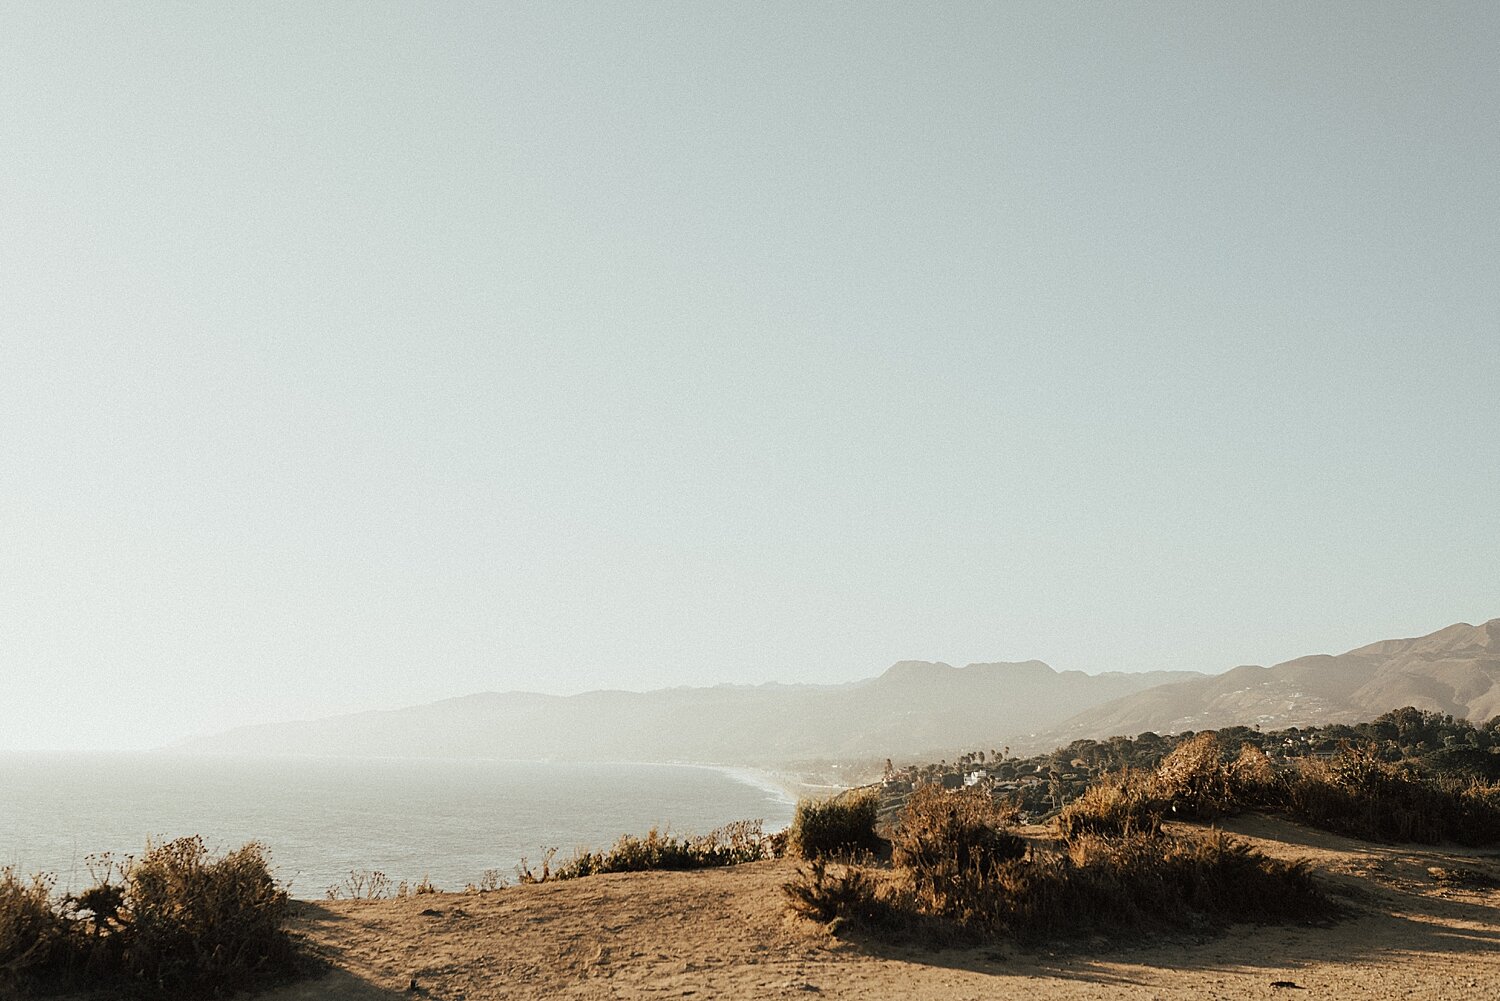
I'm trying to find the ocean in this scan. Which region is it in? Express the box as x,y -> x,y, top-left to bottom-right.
0,753 -> 797,899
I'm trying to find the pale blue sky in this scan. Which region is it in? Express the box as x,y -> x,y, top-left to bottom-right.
2,3 -> 1496,750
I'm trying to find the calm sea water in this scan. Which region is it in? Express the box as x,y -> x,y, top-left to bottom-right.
0,753 -> 795,899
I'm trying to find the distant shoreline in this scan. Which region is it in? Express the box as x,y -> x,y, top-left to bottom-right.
693,765 -> 853,812
0,748 -> 859,813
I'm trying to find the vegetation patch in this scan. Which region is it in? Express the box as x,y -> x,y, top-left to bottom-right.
1,868 -> 68,983
787,781 -> 1337,946
806,708 -> 1500,947
550,820 -> 776,879
788,790 -> 885,860
889,707 -> 1500,832
1,837 -> 299,999
1286,748 -> 1500,845
1054,770 -> 1161,840
890,785 -> 1026,923
1045,731 -> 1500,846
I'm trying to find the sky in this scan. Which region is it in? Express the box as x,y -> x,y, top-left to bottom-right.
2,2 -> 1497,751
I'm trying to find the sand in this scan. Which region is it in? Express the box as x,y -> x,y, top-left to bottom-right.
248,815 -> 1500,1001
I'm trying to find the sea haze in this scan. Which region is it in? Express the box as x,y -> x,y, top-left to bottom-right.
0,753 -> 795,899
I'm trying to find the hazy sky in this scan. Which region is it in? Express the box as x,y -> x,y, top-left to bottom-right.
3,3 -> 1497,751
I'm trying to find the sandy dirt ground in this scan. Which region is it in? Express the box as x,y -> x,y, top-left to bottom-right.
254,816 -> 1499,1001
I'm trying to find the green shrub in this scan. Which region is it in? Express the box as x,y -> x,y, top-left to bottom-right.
788,790 -> 884,860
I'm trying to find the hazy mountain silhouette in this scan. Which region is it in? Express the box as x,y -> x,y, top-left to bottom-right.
180,620 -> 1499,764
1043,619 -> 1500,743
179,661 -> 1198,764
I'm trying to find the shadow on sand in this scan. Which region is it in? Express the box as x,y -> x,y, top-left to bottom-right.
858,904 -> 1500,991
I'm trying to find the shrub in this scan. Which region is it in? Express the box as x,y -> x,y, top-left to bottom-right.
326,868 -> 394,901
788,790 -> 884,860
1458,782 -> 1500,844
1282,746 -> 1500,845
1,838 -> 297,999
1054,770 -> 1161,840
786,828 -> 1334,944
781,859 -> 884,927
553,820 -> 773,879
1227,744 -> 1283,806
1138,832 -> 1328,927
514,848 -> 559,885
1048,734 -> 1250,837
892,785 -> 1026,922
1144,738 -> 1500,846
475,869 -> 508,892
118,837 -> 297,997
512,821 -> 775,883
392,877 -> 438,898
1154,733 -> 1237,819
1,868 -> 67,983
786,771 -> 1338,945
1010,831 -> 1334,940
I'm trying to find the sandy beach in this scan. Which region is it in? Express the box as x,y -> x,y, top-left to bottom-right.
248,815 -> 1500,1001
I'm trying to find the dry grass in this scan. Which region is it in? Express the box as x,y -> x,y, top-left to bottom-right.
551,820 -> 776,879
1054,771 -> 1161,840
1051,734 -> 1248,839
1153,733 -> 1241,819
0,868 -> 67,983
1286,748 -> 1500,845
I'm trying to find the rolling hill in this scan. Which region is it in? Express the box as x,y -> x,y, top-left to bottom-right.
1043,618 -> 1500,743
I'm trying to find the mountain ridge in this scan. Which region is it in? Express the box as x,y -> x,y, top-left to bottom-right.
179,659 -> 1199,764
1041,618 -> 1500,744
180,620 -> 1500,765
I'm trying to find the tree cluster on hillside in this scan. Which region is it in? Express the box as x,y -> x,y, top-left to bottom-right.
880,707 -> 1500,823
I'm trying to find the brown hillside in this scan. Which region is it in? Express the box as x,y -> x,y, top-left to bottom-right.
1046,619 -> 1500,742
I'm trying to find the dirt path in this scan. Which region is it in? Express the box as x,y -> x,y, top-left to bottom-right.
257,817 -> 1500,1001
